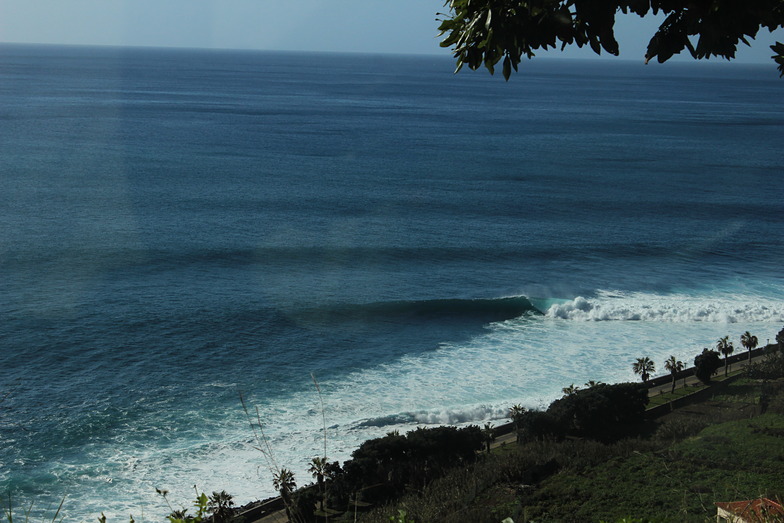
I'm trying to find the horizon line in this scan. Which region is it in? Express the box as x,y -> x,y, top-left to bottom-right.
0,40 -> 777,67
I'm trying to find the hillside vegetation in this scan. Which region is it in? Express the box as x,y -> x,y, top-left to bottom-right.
356,377 -> 784,523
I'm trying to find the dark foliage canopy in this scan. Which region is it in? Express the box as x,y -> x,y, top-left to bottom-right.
693,348 -> 722,383
546,382 -> 649,440
338,425 -> 484,502
438,0 -> 784,79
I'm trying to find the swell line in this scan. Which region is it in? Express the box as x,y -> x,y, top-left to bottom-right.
290,296 -> 543,324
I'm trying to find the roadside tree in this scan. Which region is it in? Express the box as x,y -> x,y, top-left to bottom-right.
632,357 -> 655,383
308,456 -> 328,511
694,348 -> 722,384
717,335 -> 735,376
272,468 -> 297,521
741,331 -> 759,363
207,491 -> 234,523
663,355 -> 684,393
481,422 -> 495,452
509,403 -> 527,443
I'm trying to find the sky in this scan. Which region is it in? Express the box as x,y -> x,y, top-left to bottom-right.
0,0 -> 781,64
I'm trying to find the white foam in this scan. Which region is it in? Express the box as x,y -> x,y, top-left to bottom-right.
545,290 -> 784,323
410,405 -> 506,425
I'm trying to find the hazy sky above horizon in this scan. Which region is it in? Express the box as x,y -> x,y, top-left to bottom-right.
0,0 -> 781,64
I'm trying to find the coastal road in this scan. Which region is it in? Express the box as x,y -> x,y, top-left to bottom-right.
646,351 -> 767,397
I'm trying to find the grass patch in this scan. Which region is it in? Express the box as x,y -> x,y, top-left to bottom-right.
647,384 -> 707,408
674,413 -> 784,468
522,418 -> 784,521
520,413 -> 784,522
710,380 -> 762,405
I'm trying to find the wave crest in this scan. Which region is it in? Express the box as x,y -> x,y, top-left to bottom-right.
545,292 -> 784,323
356,405 -> 506,429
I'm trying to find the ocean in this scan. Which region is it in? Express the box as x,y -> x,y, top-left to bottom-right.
0,44 -> 782,521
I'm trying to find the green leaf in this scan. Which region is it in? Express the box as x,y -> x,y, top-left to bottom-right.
772,42 -> 784,77
502,55 -> 512,80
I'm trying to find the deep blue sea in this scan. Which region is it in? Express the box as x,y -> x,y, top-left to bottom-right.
1,44 -> 782,520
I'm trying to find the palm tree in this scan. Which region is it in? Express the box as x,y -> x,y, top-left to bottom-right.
632,357 -> 655,383
741,331 -> 758,363
207,491 -> 234,523
562,383 -> 580,396
717,335 -> 734,376
481,422 -> 495,453
308,456 -> 328,511
273,467 -> 296,495
584,380 -> 604,388
508,404 -> 526,424
273,468 -> 297,521
508,404 -> 526,443
663,355 -> 684,393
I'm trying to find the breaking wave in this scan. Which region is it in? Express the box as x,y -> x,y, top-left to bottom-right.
356,405 -> 507,429
545,291 -> 784,323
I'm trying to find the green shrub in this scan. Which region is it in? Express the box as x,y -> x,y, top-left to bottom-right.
746,348 -> 784,380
